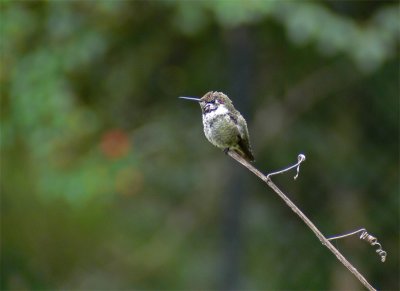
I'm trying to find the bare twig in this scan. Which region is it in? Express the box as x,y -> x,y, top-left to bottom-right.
227,150 -> 376,291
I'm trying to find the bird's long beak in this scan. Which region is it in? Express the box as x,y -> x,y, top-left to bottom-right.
179,96 -> 201,102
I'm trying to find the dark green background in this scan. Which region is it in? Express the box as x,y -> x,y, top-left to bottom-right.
1,1 -> 399,290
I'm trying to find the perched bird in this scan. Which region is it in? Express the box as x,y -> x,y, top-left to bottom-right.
180,91 -> 255,162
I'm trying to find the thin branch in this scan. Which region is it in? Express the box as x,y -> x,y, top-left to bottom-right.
227,150 -> 376,291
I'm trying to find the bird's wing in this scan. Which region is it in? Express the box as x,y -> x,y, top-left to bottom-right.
236,115 -> 255,162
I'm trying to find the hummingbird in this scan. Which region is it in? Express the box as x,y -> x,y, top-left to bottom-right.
179,91 -> 255,162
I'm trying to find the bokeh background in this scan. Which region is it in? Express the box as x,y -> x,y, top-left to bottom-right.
1,1 -> 399,290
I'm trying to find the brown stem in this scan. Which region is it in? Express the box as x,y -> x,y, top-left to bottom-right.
227,150 -> 376,291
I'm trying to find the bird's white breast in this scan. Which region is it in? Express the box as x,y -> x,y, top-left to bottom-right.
202,105 -> 230,128
205,105 -> 229,119
201,105 -> 238,148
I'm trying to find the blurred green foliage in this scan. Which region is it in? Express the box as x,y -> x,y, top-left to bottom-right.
1,1 -> 399,290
